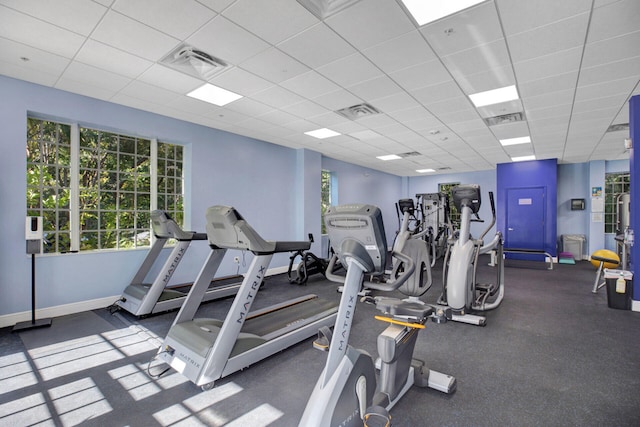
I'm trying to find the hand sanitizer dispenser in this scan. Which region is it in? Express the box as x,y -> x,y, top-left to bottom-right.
26,216 -> 43,254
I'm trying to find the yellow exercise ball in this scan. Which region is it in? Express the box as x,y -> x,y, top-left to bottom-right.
590,249 -> 620,269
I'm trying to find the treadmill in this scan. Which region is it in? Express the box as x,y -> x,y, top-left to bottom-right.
156,205 -> 338,389
116,210 -> 241,316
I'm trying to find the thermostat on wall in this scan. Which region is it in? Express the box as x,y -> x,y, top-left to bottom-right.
571,199 -> 585,211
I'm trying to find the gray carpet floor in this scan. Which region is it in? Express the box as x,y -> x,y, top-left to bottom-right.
1,255 -> 640,426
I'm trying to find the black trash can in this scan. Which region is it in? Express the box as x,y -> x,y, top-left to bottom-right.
604,269 -> 633,310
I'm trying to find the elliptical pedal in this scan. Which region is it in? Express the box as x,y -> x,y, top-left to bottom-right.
363,405 -> 392,427
312,325 -> 332,351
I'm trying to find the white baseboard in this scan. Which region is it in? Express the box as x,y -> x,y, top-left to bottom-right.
0,295 -> 120,329
1,266 -> 292,329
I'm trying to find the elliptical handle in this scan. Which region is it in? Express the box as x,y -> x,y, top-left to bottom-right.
323,250 -> 415,293
324,254 -> 344,284
363,250 -> 415,292
479,191 -> 497,241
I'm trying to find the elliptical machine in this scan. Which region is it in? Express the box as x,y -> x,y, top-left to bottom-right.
299,204 -> 455,427
438,184 -> 504,326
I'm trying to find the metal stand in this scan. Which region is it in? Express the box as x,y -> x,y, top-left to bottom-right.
13,253 -> 52,332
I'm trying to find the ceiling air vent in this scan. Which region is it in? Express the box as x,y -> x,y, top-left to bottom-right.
398,151 -> 421,158
161,44 -> 227,80
606,123 -> 629,133
483,112 -> 525,127
437,167 -> 451,171
336,103 -> 381,120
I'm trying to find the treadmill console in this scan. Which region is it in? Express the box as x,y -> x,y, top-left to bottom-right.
452,184 -> 481,214
324,204 -> 387,274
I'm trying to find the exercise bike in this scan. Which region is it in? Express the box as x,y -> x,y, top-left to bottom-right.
438,184 -> 504,326
287,234 -> 339,285
299,204 -> 456,427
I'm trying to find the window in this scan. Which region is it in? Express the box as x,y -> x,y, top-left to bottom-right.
438,182 -> 460,229
604,172 -> 630,234
26,118 -> 184,253
27,119 -> 72,252
321,170 -> 332,234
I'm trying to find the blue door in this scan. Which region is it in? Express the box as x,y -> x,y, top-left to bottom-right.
506,187 -> 545,260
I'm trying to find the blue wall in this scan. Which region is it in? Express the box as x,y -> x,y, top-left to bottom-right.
0,76 -> 405,318
0,74 -> 633,319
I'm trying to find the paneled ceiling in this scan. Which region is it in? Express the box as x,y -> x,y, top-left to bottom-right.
1,0 -> 638,176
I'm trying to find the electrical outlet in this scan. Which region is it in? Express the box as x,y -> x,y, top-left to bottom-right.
234,256 -> 240,264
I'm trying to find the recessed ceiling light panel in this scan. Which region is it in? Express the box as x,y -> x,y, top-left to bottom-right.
416,168 -> 435,173
377,154 -> 402,161
469,85 -> 519,108
187,83 -> 242,106
401,0 -> 486,26
500,136 -> 531,146
304,128 -> 341,139
511,155 -> 536,162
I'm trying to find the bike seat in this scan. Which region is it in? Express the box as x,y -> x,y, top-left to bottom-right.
374,297 -> 433,320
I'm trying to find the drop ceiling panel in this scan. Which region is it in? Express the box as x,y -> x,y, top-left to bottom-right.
507,13 -> 590,63
0,0 -> 634,176
389,60 -> 453,91
575,77 -> 638,103
587,0 -> 640,43
489,121 -> 530,139
208,67 -> 273,97
59,61 -> 132,93
421,1 -> 502,56
279,100 -> 329,119
316,53 -> 383,87
362,31 -> 437,74
223,0 -> 318,45
347,75 -> 403,101
324,0 -> 415,51
196,0 -> 235,12
386,106 -> 434,123
56,78 -> 119,102
312,89 -> 362,111
91,11 -> 179,61
137,64 -> 203,94
498,0 -> 592,36
524,89 -> 574,111
452,64 -> 515,94
513,47 -> 582,83
251,85 -> 306,109
240,47 -> 310,84
75,39 -> 153,79
413,80 -> 465,105
224,97 -> 274,118
525,103 -> 572,121
119,80 -> 182,105
0,6 -> 86,58
0,37 -> 70,79
1,0 -> 107,36
440,39 -> 511,77
280,71 -> 341,99
0,60 -> 61,87
518,71 -> 579,97
187,15 -> 270,66
578,56 -> 640,87
581,31 -> 640,68
277,23 -> 356,69
112,0 -> 216,40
